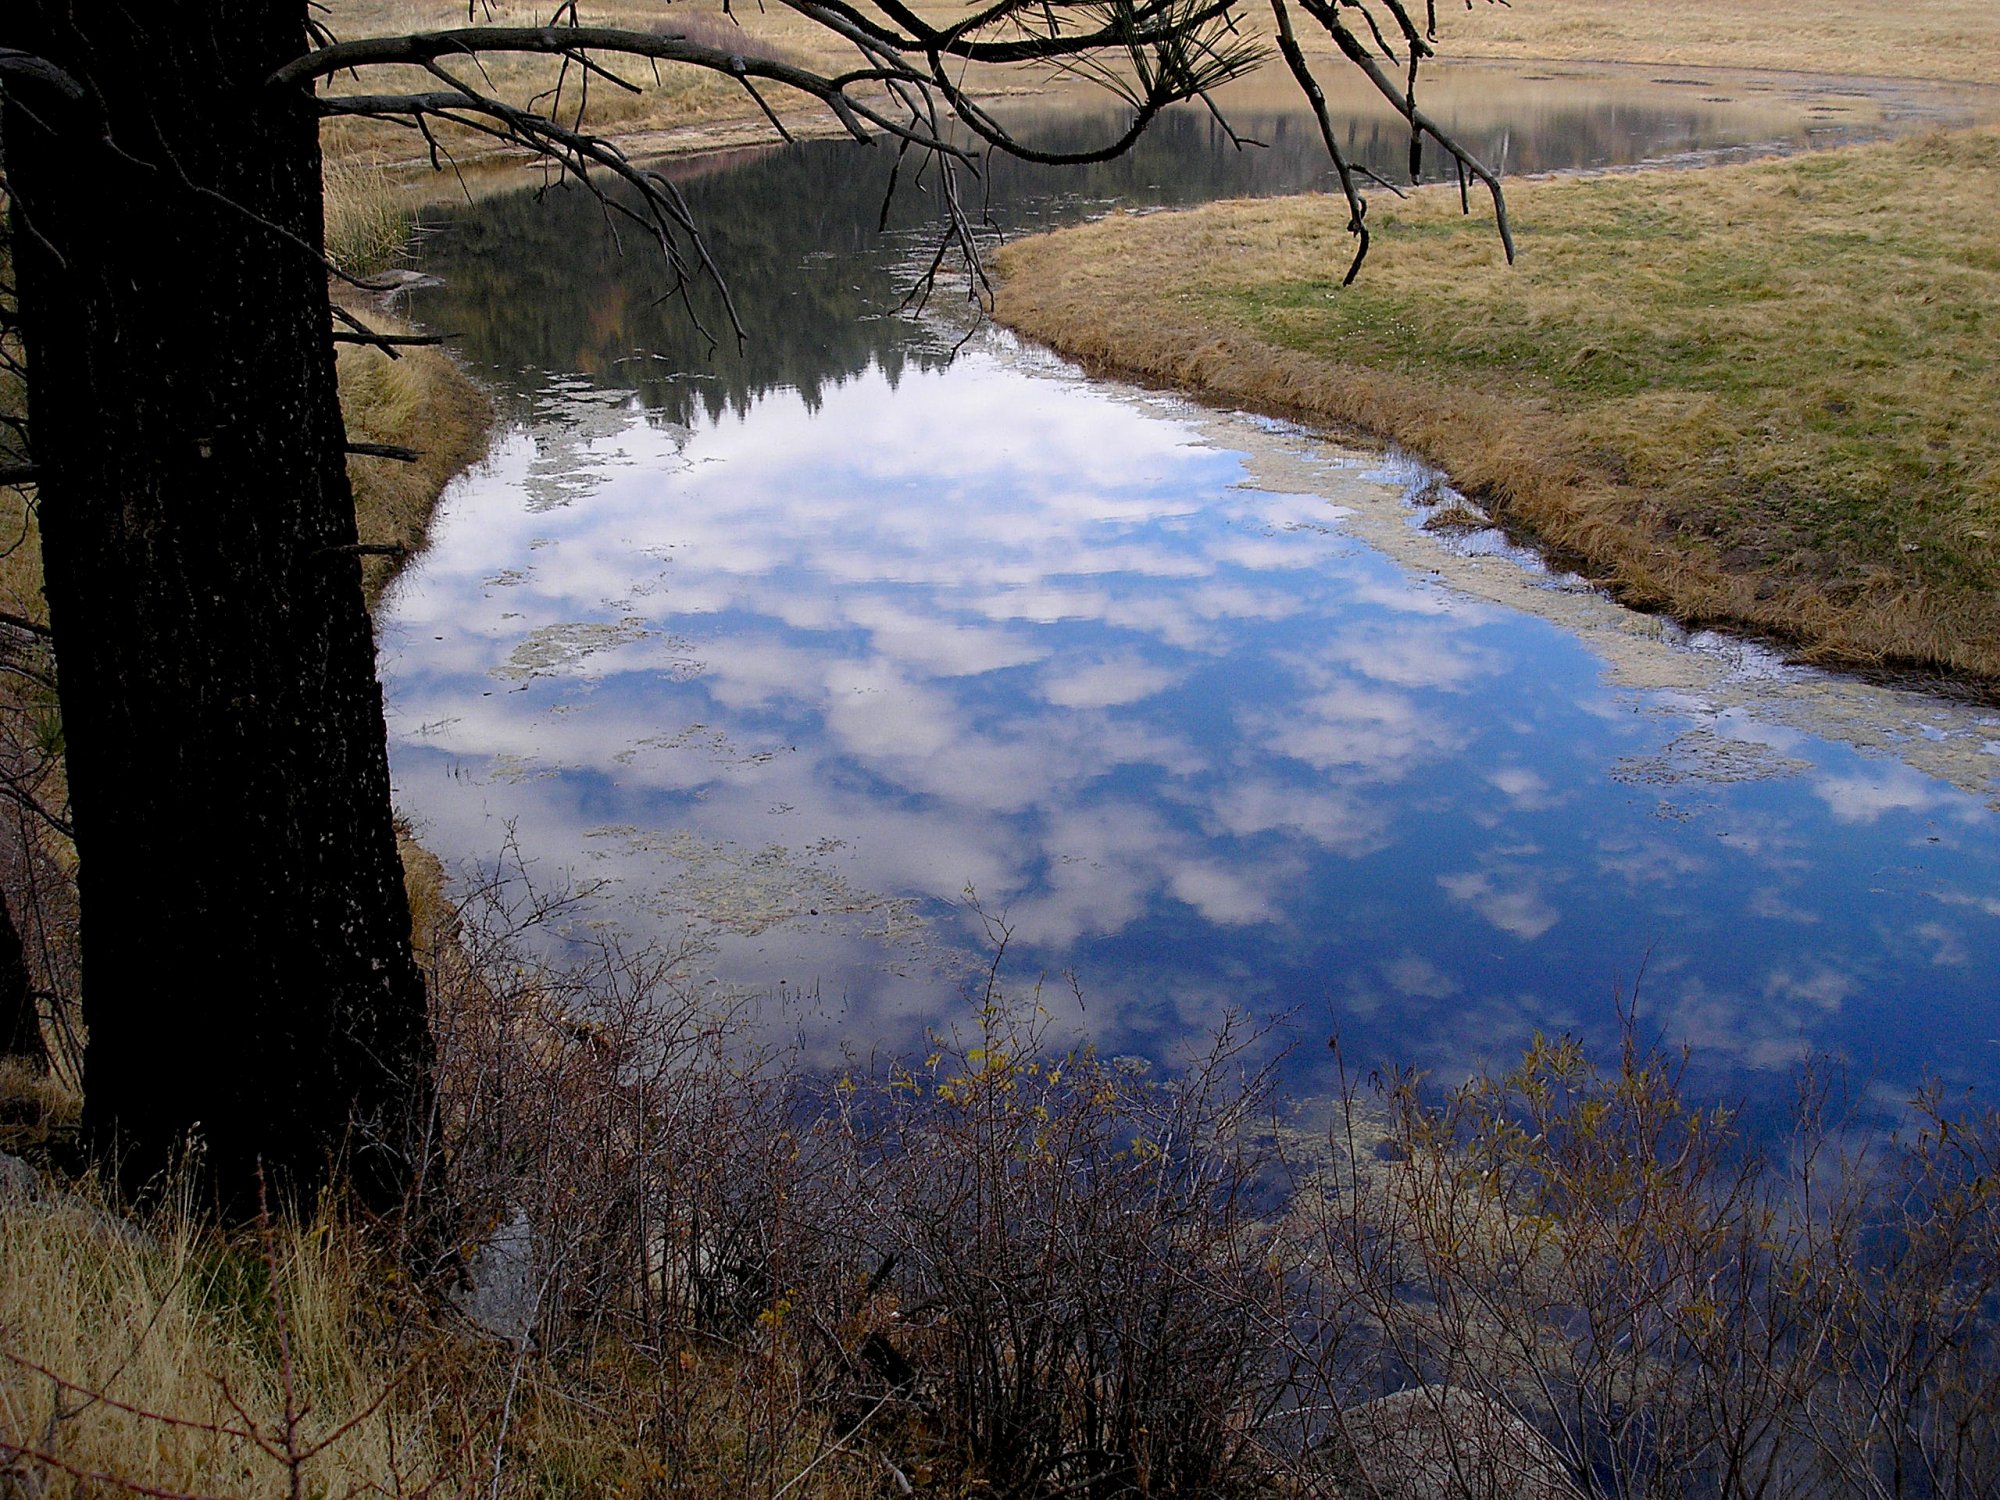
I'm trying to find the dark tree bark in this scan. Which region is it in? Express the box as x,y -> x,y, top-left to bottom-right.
3,2 -> 429,1209
0,887 -> 43,1074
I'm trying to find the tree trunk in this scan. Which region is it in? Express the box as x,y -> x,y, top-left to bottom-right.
4,1 -> 430,1210
0,887 -> 44,1074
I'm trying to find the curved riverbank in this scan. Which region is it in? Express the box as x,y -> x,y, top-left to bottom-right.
333,291 -> 494,608
993,126 -> 2000,690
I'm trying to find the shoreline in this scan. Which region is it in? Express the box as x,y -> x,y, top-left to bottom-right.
990,127 -> 2000,697
334,287 -> 494,612
343,35 -> 2000,700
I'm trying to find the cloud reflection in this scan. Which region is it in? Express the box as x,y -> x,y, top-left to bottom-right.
382,349 -> 2000,1123
1437,868 -> 1561,942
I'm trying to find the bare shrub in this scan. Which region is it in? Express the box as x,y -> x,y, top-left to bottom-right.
12,823 -> 1999,1500
400,888 -> 2000,1499
410,857 -> 804,1352
399,853 -> 874,1496
1282,1032 -> 2000,1500
817,954 -> 1291,1497
1784,1085 -> 2000,1500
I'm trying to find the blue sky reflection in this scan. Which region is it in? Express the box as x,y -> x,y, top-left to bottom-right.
381,348 -> 2000,1123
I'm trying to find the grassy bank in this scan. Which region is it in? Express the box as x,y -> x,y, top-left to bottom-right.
994,128 -> 2000,684
0,1196 -> 437,1498
322,143 -> 494,606
335,297 -> 494,606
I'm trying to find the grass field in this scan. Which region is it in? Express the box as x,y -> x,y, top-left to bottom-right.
996,103 -> 2000,683
1439,0 -> 2000,85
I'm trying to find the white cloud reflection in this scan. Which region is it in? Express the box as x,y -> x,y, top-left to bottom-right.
1437,868 -> 1561,941
1039,652 -> 1183,709
1812,765 -> 1949,824
380,348 -> 2000,1106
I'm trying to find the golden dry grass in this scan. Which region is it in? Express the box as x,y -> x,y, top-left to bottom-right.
1437,0 -> 2000,85
995,127 -> 2000,683
0,1197 -> 444,1499
0,1056 -> 78,1146
324,155 -> 416,276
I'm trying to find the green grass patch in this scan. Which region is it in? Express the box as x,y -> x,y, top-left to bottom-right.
999,127 -> 2000,678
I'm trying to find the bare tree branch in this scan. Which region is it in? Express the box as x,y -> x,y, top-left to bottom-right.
274,1 -> 1510,319
329,302 -> 446,357
1300,0 -> 1515,259
1268,0 -> 1373,282
266,2 -> 1504,336
0,48 -> 88,102
271,9 -> 1256,86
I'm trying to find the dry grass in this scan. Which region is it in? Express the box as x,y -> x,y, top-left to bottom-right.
1437,0 -> 2000,85
0,1195 -> 447,1499
335,295 -> 494,605
317,0 -> 888,169
0,1056 -> 78,1145
995,126 -> 2000,684
324,156 -> 416,276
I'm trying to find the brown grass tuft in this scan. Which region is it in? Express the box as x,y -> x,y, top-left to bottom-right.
0,1192 -> 448,1499
323,158 -> 414,277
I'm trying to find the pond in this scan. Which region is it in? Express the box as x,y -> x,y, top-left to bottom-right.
389,62 -> 2000,1128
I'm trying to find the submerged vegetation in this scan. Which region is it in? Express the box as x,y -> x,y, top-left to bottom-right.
996,127 -> 2000,683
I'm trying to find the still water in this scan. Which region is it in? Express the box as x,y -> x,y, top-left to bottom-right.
389,64 -> 2000,1123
